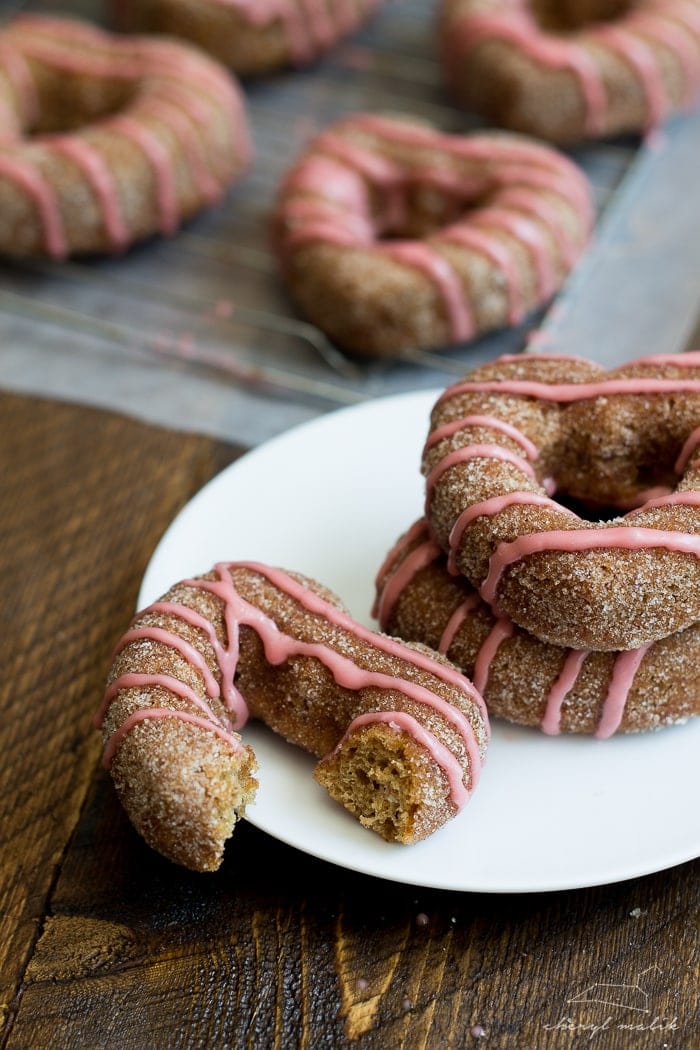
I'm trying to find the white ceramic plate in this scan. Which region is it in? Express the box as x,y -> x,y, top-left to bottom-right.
140,391 -> 700,893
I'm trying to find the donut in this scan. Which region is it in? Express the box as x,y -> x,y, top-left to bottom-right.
113,0 -> 382,77
422,351 -> 700,652
440,0 -> 700,144
95,561 -> 488,870
273,113 -> 594,358
375,519 -> 700,736
0,15 -> 251,258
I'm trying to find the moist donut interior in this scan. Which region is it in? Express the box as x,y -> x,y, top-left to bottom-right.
529,0 -> 634,32
21,68 -> 137,136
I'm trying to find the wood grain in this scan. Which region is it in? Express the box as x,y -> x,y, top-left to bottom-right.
0,392 -> 698,1049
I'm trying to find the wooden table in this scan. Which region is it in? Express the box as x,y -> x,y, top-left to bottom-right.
1,390 -> 697,1050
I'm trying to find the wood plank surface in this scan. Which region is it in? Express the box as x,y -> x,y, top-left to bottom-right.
0,392 -> 698,1050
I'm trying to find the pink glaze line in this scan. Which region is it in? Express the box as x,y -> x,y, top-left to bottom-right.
100,561 -> 489,788
382,242 -> 474,342
471,617 -> 514,696
675,425 -> 700,472
0,153 -> 67,257
50,136 -> 129,251
109,114 -> 178,234
111,625 -> 221,697
446,491 -> 575,575
447,12 -> 609,136
437,224 -> 524,323
628,11 -> 700,104
438,594 -> 481,655
139,97 -> 221,203
595,645 -> 651,739
333,710 -> 472,806
102,707 -> 244,769
425,444 -> 538,513
496,186 -> 578,266
424,413 -> 539,458
436,375 -> 700,408
95,672 -> 231,730
591,24 -> 668,128
541,650 -> 589,735
372,520 -> 431,611
481,526 -> 700,608
374,537 -> 442,631
0,44 -> 39,125
470,207 -> 556,299
633,490 -> 700,513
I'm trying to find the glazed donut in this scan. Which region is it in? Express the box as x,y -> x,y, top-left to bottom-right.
95,561 -> 488,870
273,113 -> 593,358
440,0 -> 700,144
423,351 -> 700,652
0,15 -> 251,258
113,0 -> 382,76
375,520 -> 700,736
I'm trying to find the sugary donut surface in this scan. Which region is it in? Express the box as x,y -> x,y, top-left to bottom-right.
97,561 -> 488,869
113,0 -> 382,76
0,14 -> 251,258
375,520 -> 700,736
273,113 -> 593,357
423,352 -> 700,651
440,0 -> 700,143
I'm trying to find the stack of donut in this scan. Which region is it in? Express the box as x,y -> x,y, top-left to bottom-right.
375,350 -> 700,737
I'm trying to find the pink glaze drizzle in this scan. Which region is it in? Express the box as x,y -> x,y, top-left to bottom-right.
0,152 -> 67,256
332,710 -> 473,805
675,425 -> 700,473
100,562 -> 487,804
377,519 -> 658,737
50,136 -> 128,251
446,491 -> 575,575
481,527 -> 700,609
424,413 -> 540,459
425,444 -> 538,513
102,708 -> 245,769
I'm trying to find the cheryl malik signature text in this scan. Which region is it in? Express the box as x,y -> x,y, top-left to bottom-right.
541,966 -> 681,1041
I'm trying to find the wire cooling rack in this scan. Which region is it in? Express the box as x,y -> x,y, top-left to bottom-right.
0,0 -> 637,444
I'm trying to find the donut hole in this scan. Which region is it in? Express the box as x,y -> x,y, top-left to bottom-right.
21,67 -> 138,136
376,178 -> 494,241
529,0 -> 634,32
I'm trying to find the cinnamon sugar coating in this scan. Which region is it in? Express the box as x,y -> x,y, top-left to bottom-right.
273,113 -> 593,357
423,353 -> 700,651
114,0 -> 382,77
375,521 -> 700,735
0,15 -> 251,258
440,0 -> 700,144
98,562 -> 488,869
